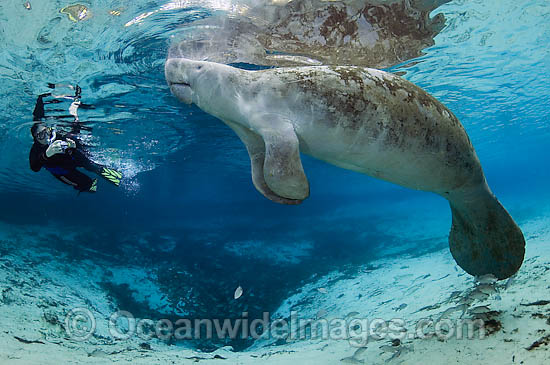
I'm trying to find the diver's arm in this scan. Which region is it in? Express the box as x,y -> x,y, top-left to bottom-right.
32,94 -> 49,121
29,157 -> 42,172
29,141 -> 68,172
29,145 -> 47,172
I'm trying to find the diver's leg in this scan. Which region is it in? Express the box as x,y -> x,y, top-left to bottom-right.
72,149 -> 104,174
53,169 -> 96,192
71,149 -> 121,186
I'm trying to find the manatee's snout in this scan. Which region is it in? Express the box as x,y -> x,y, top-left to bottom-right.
165,58 -> 190,85
165,58 -> 194,104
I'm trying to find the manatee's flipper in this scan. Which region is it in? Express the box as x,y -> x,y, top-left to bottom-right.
225,120 -> 303,205
448,189 -> 525,280
252,115 -> 309,201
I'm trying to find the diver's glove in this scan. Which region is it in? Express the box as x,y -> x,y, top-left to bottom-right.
45,140 -> 68,158
100,167 -> 122,186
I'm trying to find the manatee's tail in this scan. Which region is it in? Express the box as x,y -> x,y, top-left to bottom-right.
448,187 -> 525,280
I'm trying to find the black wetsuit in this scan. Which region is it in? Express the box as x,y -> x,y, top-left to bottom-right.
29,94 -> 104,192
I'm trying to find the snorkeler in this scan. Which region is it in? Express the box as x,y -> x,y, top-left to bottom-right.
29,84 -> 122,193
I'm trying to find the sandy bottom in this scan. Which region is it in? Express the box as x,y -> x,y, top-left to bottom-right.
1,210 -> 549,364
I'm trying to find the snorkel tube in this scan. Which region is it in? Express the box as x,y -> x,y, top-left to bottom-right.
48,128 -> 57,145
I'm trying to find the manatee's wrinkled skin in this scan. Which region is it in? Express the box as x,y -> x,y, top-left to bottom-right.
165,58 -> 525,280
166,60 -> 480,194
169,0 -> 451,69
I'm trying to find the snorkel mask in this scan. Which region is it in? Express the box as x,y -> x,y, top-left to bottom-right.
36,126 -> 56,145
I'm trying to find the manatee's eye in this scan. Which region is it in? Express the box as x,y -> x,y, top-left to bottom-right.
197,65 -> 203,70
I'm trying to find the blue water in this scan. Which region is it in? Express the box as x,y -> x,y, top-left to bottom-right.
0,0 -> 549,353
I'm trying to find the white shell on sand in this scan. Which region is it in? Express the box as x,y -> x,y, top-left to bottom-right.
234,286 -> 243,299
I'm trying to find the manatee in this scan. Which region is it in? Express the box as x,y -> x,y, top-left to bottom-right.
164,58 -> 525,279
169,0 -> 451,69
